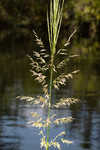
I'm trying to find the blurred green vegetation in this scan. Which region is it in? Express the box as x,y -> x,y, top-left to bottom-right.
64,0 -> 100,38
0,0 -> 47,28
0,0 -> 100,63
0,0 -> 100,35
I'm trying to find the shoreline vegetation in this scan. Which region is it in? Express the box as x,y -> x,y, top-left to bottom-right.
0,0 -> 100,38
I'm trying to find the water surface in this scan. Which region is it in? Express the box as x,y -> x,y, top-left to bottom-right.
0,30 -> 100,150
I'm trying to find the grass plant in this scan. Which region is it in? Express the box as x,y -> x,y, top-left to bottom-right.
17,0 -> 79,149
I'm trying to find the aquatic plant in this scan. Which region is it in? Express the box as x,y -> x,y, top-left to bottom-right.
27,0 -> 79,107
17,0 -> 79,150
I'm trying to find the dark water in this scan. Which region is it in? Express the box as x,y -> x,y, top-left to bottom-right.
0,29 -> 100,150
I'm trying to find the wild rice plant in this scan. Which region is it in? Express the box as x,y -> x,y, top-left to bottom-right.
26,0 -> 79,107
17,0 -> 79,150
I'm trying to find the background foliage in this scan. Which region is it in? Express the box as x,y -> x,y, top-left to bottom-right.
0,0 -> 100,36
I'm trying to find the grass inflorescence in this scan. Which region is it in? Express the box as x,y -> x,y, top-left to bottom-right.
17,0 -> 79,150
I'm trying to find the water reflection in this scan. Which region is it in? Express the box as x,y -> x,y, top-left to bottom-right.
0,30 -> 100,150
0,93 -> 100,150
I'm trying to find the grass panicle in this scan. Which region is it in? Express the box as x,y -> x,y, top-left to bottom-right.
28,112 -> 73,150
17,0 -> 79,150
